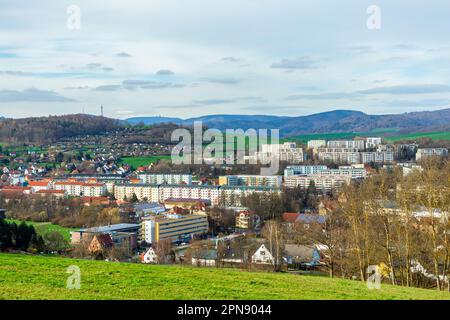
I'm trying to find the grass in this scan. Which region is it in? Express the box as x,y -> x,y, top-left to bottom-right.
0,253 -> 449,300
285,130 -> 450,144
5,219 -> 76,242
384,131 -> 450,142
118,155 -> 171,170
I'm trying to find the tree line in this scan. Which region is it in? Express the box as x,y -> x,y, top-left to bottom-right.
295,158 -> 450,290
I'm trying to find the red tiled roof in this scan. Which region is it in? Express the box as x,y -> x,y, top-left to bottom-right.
36,190 -> 66,194
282,212 -> 300,223
29,181 -> 50,187
95,234 -> 113,246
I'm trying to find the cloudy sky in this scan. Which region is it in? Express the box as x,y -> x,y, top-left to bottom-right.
1,0 -> 450,119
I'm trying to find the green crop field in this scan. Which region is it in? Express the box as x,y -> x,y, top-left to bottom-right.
0,253 -> 449,300
118,155 -> 171,170
384,131 -> 450,142
285,130 -> 450,144
5,219 -> 76,242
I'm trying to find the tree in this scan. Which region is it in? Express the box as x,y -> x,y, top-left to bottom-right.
43,231 -> 68,252
262,220 -> 285,271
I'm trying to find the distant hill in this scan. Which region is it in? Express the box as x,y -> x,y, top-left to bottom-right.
126,108 -> 450,137
0,114 -> 121,145
125,116 -> 183,125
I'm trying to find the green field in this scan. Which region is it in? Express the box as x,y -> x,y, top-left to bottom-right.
285,130 -> 450,144
384,131 -> 450,142
5,219 -> 76,242
0,253 -> 449,300
118,155 -> 171,169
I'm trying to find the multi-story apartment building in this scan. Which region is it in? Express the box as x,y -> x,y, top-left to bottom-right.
416,148 -> 449,161
218,175 -> 283,188
317,148 -> 361,164
284,165 -> 366,179
326,140 -> 365,150
255,142 -> 304,164
141,213 -> 208,244
137,173 -> 192,185
114,184 -> 160,202
361,151 -> 394,164
284,165 -> 328,176
307,140 -> 326,149
54,181 -> 107,197
284,174 -> 352,192
366,137 -> 382,149
113,184 -> 278,207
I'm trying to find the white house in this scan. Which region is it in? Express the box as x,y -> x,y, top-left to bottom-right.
251,244 -> 274,265
141,247 -> 158,264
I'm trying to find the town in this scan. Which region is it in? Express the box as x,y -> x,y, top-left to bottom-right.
1,129 -> 449,291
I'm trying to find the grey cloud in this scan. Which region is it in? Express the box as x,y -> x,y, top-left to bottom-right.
123,80 -> 185,90
221,57 -> 239,63
64,85 -> 90,90
0,88 -> 76,102
103,67 -> 114,72
156,69 -> 174,75
193,96 -> 266,105
358,84 -> 450,95
286,92 -> 359,101
94,80 -> 185,91
270,57 -> 319,71
383,98 -> 450,108
94,85 -> 122,91
201,77 -> 240,84
348,45 -> 375,54
116,52 -> 132,58
86,63 -> 102,69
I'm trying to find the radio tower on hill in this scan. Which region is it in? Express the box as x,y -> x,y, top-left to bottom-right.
101,104 -> 104,117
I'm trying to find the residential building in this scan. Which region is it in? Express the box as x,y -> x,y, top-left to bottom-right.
218,175 -> 283,188
141,247 -> 158,264
235,210 -> 261,230
255,142 -> 304,164
307,140 -> 326,149
416,148 -> 449,161
137,173 -> 192,185
326,140 -> 365,150
284,174 -> 352,192
366,137 -> 382,149
88,234 -> 113,254
141,213 -> 208,244
54,181 -> 107,197
361,151 -> 394,164
251,244 -> 274,265
284,165 -> 366,179
317,148 -> 361,164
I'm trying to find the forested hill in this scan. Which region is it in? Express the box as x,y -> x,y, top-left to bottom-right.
0,114 -> 121,145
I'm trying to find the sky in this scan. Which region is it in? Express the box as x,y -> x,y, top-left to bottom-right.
1,0 -> 450,119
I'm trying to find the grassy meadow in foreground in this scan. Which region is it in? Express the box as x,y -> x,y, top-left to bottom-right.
1,253 -> 449,300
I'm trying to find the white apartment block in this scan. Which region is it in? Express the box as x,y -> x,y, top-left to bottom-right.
284,165 -> 366,180
53,182 -> 107,197
114,184 -> 160,202
219,175 -> 283,188
307,140 -> 326,149
318,148 -> 361,164
361,151 -> 394,164
416,148 -> 449,161
284,174 -> 352,192
137,173 -> 192,185
326,140 -> 365,151
255,142 -> 304,164
366,137 -> 382,149
113,184 -> 278,207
